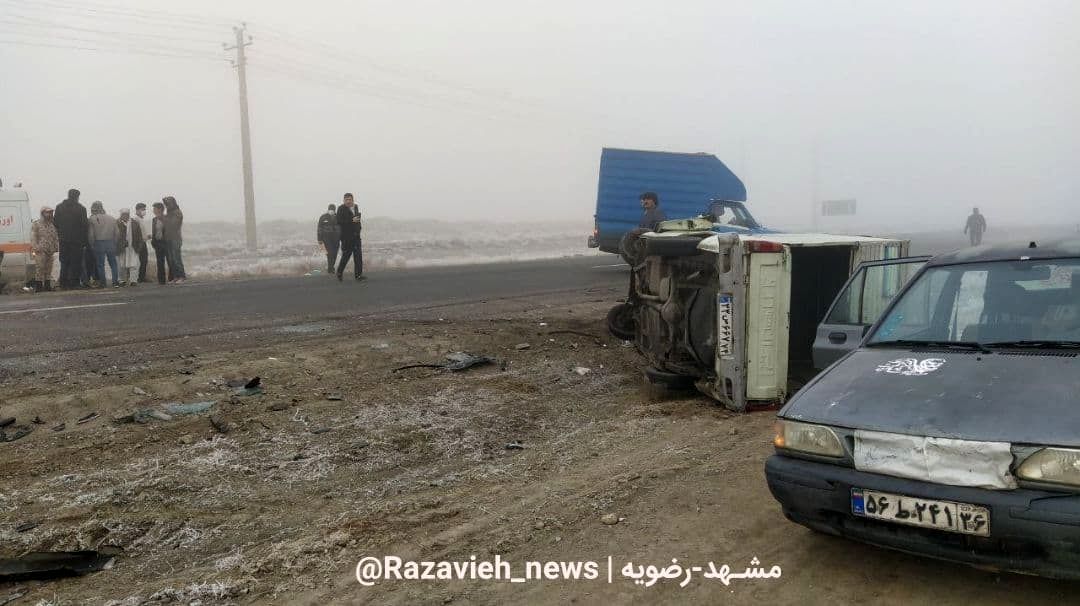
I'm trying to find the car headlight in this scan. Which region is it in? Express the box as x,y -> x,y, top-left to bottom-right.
773,420 -> 845,457
1017,448 -> 1080,487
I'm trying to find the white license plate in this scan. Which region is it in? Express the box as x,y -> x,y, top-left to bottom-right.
851,488 -> 990,537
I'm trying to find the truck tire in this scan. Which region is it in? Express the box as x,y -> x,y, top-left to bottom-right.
606,303 -> 636,341
643,366 -> 697,390
642,235 -> 704,258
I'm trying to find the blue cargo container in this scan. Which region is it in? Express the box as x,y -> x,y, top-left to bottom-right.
589,148 -> 753,254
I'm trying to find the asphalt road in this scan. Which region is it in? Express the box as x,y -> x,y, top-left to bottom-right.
0,257 -> 628,359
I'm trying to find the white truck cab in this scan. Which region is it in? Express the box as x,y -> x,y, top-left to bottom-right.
0,183 -> 36,289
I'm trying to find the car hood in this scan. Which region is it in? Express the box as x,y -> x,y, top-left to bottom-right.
780,348 -> 1080,447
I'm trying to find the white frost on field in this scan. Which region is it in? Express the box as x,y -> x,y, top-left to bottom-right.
182,218 -> 595,279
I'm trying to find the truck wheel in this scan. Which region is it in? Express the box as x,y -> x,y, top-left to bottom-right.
643,366 -> 697,390
606,303 -> 636,341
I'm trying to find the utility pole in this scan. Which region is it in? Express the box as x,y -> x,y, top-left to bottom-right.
225,24 -> 257,250
810,138 -> 820,232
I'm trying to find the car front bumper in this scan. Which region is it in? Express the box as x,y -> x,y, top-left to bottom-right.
765,454 -> 1080,579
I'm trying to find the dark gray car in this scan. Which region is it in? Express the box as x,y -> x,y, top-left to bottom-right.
767,238 -> 1080,579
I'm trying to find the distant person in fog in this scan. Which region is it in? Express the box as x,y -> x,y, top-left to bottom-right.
116,208 -> 143,286
336,192 -> 365,282
317,203 -> 340,275
150,202 -> 170,284
135,202 -> 153,282
52,188 -> 88,289
27,206 -> 59,293
87,201 -> 120,287
162,196 -> 186,283
964,207 -> 987,246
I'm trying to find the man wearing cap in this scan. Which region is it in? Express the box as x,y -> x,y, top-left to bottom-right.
317,203 -> 340,275
27,206 -> 59,293
116,208 -> 143,286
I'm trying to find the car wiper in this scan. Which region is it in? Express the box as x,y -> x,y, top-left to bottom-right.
867,339 -> 991,353
983,340 -> 1080,350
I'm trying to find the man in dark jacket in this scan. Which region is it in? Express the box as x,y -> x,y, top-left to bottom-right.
638,191 -> 666,231
150,202 -> 169,284
317,203 -> 340,274
162,196 -> 186,283
335,193 -> 365,281
52,188 -> 89,289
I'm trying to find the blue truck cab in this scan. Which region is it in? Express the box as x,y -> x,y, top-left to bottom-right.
588,148 -> 765,254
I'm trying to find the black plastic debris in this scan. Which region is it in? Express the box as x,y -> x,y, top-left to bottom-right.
505,441 -> 525,450
0,548 -> 121,582
51,423 -> 66,432
31,415 -> 44,425
0,425 -> 33,443
245,376 -> 261,389
15,521 -> 39,533
326,394 -> 343,401
0,417 -> 14,429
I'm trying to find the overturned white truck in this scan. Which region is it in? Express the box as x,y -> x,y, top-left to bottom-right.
610,218 -> 920,412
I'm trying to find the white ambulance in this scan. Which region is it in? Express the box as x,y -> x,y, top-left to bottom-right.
0,181 -> 36,289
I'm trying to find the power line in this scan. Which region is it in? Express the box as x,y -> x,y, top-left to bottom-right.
0,26 -> 223,58
0,0 -> 232,32
1,11 -> 223,44
247,58 -> 539,124
252,24 -> 547,110
250,50 -> 528,116
0,36 -> 223,61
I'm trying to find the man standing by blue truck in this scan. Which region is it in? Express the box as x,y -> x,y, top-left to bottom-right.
638,191 -> 666,231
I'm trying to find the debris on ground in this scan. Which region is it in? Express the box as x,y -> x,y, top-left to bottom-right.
546,330 -> 602,340
0,425 -> 33,443
14,521 -> 39,533
326,394 -> 343,401
77,412 -> 99,425
209,414 -> 231,434
164,401 -> 216,416
132,387 -> 148,396
0,548 -> 121,582
514,343 -> 531,350
600,514 -> 619,525
573,367 -> 592,376
0,590 -> 27,606
505,441 -> 525,450
31,415 -> 44,425
393,352 -> 496,373
0,417 -> 15,428
371,343 -> 390,350
51,423 -> 65,432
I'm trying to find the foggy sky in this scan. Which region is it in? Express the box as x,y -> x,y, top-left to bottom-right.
1,0 -> 1078,231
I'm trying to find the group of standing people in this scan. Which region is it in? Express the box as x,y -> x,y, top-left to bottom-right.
27,188 -> 187,292
316,192 -> 366,281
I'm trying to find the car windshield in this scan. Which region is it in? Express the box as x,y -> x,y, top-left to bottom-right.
867,258 -> 1080,346
707,201 -> 760,229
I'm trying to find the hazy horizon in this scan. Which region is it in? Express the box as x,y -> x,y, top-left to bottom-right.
2,0 -> 1077,233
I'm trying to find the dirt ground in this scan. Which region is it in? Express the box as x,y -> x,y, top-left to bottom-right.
2,296 -> 1079,605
